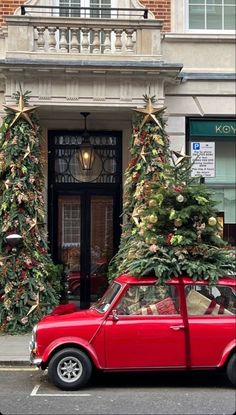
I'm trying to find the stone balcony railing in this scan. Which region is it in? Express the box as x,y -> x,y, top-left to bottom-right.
1,15 -> 163,62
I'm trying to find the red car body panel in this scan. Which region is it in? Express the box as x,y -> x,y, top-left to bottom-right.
32,274 -> 236,373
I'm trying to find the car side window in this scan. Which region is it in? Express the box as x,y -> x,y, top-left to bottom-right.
185,284 -> 236,316
116,285 -> 180,315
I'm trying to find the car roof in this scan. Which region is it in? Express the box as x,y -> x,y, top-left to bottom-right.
114,274 -> 236,286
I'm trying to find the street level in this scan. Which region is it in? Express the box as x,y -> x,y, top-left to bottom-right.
0,366 -> 235,415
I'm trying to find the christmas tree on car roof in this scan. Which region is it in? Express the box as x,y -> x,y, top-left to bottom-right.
108,95 -> 235,283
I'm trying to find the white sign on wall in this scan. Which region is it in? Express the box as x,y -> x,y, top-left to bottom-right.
191,142 -> 215,178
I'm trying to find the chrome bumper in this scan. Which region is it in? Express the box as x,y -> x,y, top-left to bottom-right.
29,351 -> 42,366
29,339 -> 42,366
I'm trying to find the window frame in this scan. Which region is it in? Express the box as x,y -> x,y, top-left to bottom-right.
185,0 -> 236,33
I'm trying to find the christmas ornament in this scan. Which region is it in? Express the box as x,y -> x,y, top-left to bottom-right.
149,214 -> 158,224
169,209 -> 176,220
132,172 -> 140,181
153,135 -> 164,145
208,217 -> 217,226
133,97 -> 166,130
174,218 -> 183,227
172,146 -> 191,165
176,194 -> 184,203
140,146 -> 148,162
3,93 -> 39,128
152,172 -> 159,181
127,249 -> 136,260
149,244 -> 159,253
131,208 -> 140,227
149,199 -> 157,208
149,236 -> 158,245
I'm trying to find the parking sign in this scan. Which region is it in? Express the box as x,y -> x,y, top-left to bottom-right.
191,142 -> 215,178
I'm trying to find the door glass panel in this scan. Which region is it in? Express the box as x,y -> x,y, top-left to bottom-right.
90,196 -> 113,301
58,196 -> 81,300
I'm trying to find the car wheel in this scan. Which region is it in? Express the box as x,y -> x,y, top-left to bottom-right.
48,348 -> 92,391
226,353 -> 236,387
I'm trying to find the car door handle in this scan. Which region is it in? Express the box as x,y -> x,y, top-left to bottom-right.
170,325 -> 185,331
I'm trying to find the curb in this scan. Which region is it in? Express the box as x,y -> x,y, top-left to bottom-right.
0,360 -> 31,366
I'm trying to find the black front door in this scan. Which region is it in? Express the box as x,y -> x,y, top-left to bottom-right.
48,130 -> 122,308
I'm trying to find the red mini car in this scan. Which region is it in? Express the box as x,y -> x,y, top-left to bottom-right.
29,274 -> 236,390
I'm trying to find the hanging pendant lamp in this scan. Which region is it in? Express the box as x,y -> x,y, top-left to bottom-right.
77,112 -> 95,170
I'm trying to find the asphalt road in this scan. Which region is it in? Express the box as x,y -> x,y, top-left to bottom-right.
0,367 -> 235,415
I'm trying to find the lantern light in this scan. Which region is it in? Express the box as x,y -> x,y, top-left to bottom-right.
77,112 -> 95,171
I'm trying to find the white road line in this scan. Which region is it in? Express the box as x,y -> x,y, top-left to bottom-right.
30,383 -> 91,397
31,384 -> 41,396
32,393 -> 91,397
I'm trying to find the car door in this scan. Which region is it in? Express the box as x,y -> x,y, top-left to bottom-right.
103,283 -> 187,369
184,282 -> 236,367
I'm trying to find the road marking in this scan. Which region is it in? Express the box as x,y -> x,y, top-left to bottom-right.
31,384 -> 41,395
31,383 -> 91,397
0,367 -> 38,371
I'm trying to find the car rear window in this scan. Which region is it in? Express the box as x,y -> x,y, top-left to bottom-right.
185,284 -> 236,316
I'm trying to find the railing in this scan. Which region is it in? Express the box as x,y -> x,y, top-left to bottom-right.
20,5 -> 148,19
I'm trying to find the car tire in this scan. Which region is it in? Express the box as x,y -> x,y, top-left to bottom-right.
226,353 -> 236,387
48,347 -> 92,391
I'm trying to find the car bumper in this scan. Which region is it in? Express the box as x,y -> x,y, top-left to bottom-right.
29,340 -> 42,366
29,351 -> 42,366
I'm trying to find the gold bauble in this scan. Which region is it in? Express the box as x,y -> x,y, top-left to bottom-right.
144,182 -> 151,190
127,249 -> 136,260
149,214 -> 158,224
149,236 -> 158,245
208,217 -> 217,226
152,172 -> 159,181
149,199 -> 157,208
174,218 -> 182,227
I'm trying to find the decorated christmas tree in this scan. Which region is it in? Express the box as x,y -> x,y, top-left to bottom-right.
108,96 -> 235,283
0,90 -> 61,333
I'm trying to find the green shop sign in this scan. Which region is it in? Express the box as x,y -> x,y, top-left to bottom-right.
189,119 -> 236,138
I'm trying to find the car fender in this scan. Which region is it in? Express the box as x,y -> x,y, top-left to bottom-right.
41,336 -> 103,369
218,339 -> 236,367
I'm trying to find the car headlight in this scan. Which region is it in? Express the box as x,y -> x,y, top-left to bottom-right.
29,324 -> 37,354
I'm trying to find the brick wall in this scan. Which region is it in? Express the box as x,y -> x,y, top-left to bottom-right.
140,0 -> 171,31
0,0 -> 171,30
0,1 -> 22,26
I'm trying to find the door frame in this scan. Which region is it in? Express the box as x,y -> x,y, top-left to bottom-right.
47,129 -> 122,308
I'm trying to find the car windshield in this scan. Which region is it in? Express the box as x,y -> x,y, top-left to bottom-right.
91,282 -> 122,313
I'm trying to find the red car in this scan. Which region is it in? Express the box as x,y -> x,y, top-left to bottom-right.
29,274 -> 236,390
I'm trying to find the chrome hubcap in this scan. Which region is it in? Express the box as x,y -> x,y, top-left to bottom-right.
57,356 -> 82,383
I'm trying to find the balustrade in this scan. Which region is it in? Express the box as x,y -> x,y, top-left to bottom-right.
4,15 -> 163,59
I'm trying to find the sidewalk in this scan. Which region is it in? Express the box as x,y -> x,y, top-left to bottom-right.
0,334 -> 31,365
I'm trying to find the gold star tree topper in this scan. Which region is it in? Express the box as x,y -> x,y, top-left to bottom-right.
3,93 -> 39,128
133,97 -> 166,130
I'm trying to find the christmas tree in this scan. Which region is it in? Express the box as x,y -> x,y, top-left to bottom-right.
0,90 -> 61,333
108,96 -> 235,283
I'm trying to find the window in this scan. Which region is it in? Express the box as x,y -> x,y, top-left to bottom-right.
185,284 -> 236,315
59,0 -> 111,17
188,0 -> 236,30
188,118 -> 236,246
116,285 -> 180,315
